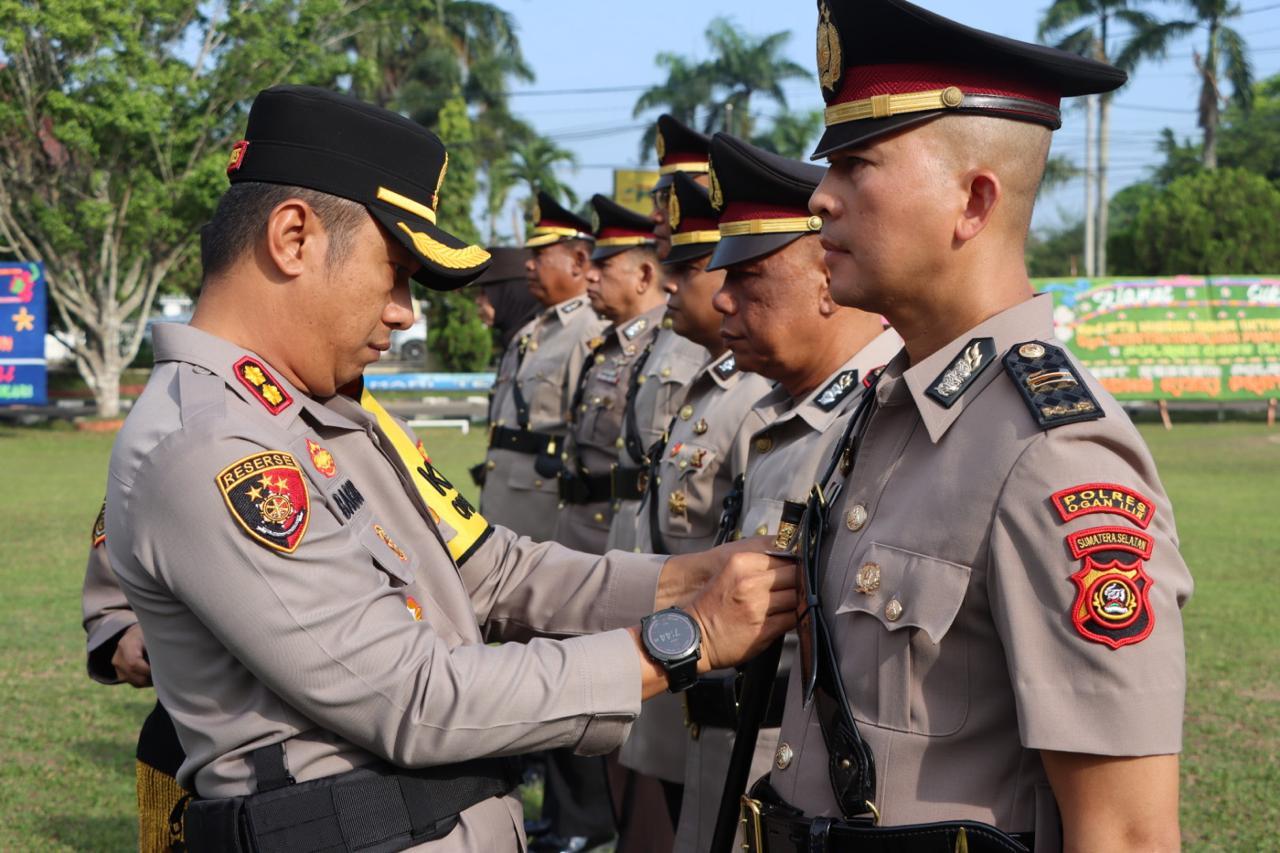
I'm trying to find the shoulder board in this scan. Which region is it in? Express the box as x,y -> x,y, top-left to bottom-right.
623,316 -> 649,340
713,353 -> 738,379
1003,340 -> 1104,429
560,298 -> 583,315
925,337 -> 996,408
233,356 -> 292,416
816,369 -> 859,411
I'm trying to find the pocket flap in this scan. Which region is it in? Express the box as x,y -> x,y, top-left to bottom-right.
355,521 -> 419,586
667,442 -> 718,480
834,542 -> 971,643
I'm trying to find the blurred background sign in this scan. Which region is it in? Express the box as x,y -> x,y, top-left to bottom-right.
0,263 -> 46,407
613,169 -> 660,215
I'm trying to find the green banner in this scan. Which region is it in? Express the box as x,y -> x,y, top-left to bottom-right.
1035,276 -> 1280,401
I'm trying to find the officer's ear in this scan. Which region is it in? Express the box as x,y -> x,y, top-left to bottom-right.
955,170 -> 1002,244
569,243 -> 592,278
636,253 -> 660,294
262,199 -> 324,280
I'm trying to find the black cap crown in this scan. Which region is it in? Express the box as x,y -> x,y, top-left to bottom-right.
812,0 -> 1127,157
664,172 -> 720,265
473,247 -> 531,285
705,134 -> 826,271
654,114 -> 711,190
589,194 -> 656,261
228,85 -> 490,289
525,190 -> 594,248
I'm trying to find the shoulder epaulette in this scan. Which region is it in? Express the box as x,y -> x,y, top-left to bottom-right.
816,369 -> 859,411
1003,340 -> 1104,429
233,356 -> 292,416
925,337 -> 995,408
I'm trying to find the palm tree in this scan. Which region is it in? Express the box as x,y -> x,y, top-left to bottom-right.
1040,0 -> 1192,276
750,109 -> 824,159
632,54 -> 716,160
504,138 -> 579,225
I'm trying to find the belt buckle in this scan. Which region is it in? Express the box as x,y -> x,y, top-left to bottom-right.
739,796 -> 764,853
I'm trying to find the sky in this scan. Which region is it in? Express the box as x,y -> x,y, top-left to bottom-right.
485,0 -> 1280,233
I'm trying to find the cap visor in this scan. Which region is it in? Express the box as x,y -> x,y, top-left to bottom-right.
369,206 -> 491,291
663,241 -> 717,266
810,111 -> 945,160
591,243 -> 653,262
653,173 -> 675,191
705,233 -> 805,272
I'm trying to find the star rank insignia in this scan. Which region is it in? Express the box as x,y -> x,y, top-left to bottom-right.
926,338 -> 995,407
713,353 -> 738,379
623,317 -> 649,339
816,369 -> 859,411
561,298 -> 583,314
1004,340 -> 1103,428
233,356 -> 292,416
217,451 -> 310,553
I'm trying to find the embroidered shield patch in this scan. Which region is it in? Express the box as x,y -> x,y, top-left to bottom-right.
217,452 -> 310,553
91,500 -> 106,548
1067,525 -> 1156,649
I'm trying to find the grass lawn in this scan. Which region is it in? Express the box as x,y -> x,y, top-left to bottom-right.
0,420 -> 1275,850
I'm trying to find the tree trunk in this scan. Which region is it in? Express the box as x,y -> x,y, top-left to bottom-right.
92,357 -> 124,418
1097,92 -> 1112,277
1084,94 -> 1097,278
1201,21 -> 1221,170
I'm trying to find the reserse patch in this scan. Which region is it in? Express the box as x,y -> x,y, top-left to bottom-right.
217,451 -> 310,553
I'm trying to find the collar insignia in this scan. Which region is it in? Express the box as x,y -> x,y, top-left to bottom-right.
588,335 -> 607,351
623,317 -> 649,339
233,356 -> 292,415
561,298 -> 583,314
925,337 -> 995,408
1003,340 -> 1103,429
816,369 -> 859,411
714,353 -> 738,378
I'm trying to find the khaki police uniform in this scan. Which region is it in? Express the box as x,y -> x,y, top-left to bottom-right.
672,330 -> 901,853
766,296 -> 1192,843
82,509 -> 138,684
552,304 -> 666,554
106,323 -> 669,851
619,350 -> 772,790
480,295 -> 606,541
606,322 -> 707,554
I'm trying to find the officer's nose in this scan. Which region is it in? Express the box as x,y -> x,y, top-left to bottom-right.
809,174 -> 839,220
711,282 -> 735,316
385,279 -> 415,330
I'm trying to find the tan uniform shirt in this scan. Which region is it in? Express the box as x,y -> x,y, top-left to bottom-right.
620,350 -> 772,784
606,323 -> 707,553
82,506 -> 137,684
106,323 -> 666,852
552,304 -> 666,554
673,329 -> 903,853
769,296 -> 1192,846
481,296 -> 607,541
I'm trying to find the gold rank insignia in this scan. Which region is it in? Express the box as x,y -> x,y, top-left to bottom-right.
817,0 -> 844,94
668,190 -> 681,229
233,356 -> 292,416
668,490 -> 688,517
773,520 -> 798,553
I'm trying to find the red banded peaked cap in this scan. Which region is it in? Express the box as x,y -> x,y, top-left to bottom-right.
525,190 -> 594,249
654,114 -> 711,190
590,193 -> 656,262
811,0 -> 1127,158
664,171 -> 720,266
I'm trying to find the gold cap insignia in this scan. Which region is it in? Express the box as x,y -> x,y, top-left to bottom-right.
432,152 -> 448,210
531,199 -> 542,225
709,162 -> 724,211
668,190 -> 681,229
591,208 -> 601,234
817,0 -> 844,95
656,128 -> 667,162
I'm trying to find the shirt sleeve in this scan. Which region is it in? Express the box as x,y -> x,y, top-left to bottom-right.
987,422 -> 1193,757
123,426 -> 643,765
82,533 -> 138,684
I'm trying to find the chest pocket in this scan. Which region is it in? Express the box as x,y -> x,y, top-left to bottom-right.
354,521 -> 421,586
738,497 -> 784,540
833,541 -> 971,736
663,443 -> 719,540
520,366 -> 566,428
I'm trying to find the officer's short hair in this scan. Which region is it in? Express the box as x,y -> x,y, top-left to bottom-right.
201,182 -> 368,280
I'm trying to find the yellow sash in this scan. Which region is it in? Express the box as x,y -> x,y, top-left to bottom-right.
359,388 -> 491,564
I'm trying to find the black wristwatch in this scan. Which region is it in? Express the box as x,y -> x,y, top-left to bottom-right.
640,607 -> 702,693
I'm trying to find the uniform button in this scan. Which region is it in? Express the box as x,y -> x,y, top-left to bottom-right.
615,437 -> 625,448
679,405 -> 694,420
844,504 -> 868,531
693,419 -> 708,435
625,344 -> 637,355
754,436 -> 773,453
755,524 -> 769,536
678,460 -> 688,469
593,511 -> 605,523
660,366 -> 672,378
612,501 -> 621,511
775,742 -> 794,770
637,375 -> 647,385
579,404 -> 587,413
855,562 -> 881,594
486,460 -> 496,470
689,722 -> 701,740
595,354 -> 606,365
885,598 -> 903,622
561,452 -> 570,461
591,395 -> 602,405
557,501 -> 566,509
534,479 -> 543,488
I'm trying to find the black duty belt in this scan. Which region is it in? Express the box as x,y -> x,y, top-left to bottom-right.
741,778 -> 1034,853
489,425 -> 557,457
611,464 -> 649,501
684,671 -> 787,733
558,472 -> 612,505
184,743 -> 520,853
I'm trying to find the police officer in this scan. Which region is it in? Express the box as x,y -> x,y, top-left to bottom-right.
479,194 -> 605,541
741,2 -> 1192,850
472,247 -> 538,351
605,115 -> 712,556
670,134 -> 902,853
552,194 -> 667,554
103,85 -> 799,853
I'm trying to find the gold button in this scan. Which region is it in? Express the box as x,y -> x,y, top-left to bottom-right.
855,562 -> 881,594
579,404 -> 587,413
775,742 -> 794,770
693,419 -> 708,435
1019,342 -> 1046,359
557,501 -> 566,509
755,524 -> 769,536
689,722 -> 701,740
612,501 -> 622,511
486,460 -> 496,470
806,215 -> 822,231
678,460 -> 688,469
591,395 -> 602,405
660,366 -> 672,378
754,436 -> 773,453
845,504 -> 867,531
885,598 -> 903,622
593,512 -> 605,523
662,316 -> 674,330
595,354 -> 605,364
941,85 -> 964,108
625,344 -> 637,355
534,479 -> 543,488
615,437 -> 625,448
637,374 -> 647,385
679,405 -> 694,420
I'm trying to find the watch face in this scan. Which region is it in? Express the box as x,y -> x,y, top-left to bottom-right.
645,610 -> 698,658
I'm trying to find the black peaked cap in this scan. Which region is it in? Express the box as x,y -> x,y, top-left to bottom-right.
706,134 -> 826,271
811,0 -> 1127,157
525,190 -> 594,248
228,85 -> 490,289
654,114 -> 712,190
473,247 -> 531,285
664,171 -> 720,266
590,194 -> 656,262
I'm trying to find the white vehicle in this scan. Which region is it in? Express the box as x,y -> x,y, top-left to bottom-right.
389,316 -> 428,363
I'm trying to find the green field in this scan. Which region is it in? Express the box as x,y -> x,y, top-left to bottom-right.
0,419 -> 1276,850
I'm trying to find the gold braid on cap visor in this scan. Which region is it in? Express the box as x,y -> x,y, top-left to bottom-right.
719,215 -> 823,237
595,235 -> 656,247
659,160 -> 710,175
670,229 -> 722,246
823,86 -> 1060,128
